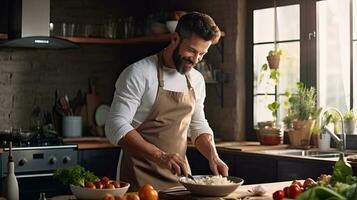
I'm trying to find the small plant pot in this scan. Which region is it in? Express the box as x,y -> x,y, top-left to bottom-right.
258,127 -> 282,145
344,120 -> 356,135
257,121 -> 274,130
318,131 -> 331,151
288,120 -> 315,148
266,55 -> 280,69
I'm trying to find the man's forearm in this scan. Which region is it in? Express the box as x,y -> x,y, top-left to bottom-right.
118,129 -> 163,163
194,133 -> 219,160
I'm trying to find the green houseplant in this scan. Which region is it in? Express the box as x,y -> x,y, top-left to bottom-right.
284,82 -> 322,148
259,49 -> 283,85
344,109 -> 356,135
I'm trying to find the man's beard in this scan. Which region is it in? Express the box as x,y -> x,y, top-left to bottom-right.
172,46 -> 195,75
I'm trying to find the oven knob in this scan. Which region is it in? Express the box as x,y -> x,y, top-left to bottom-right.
49,157 -> 57,165
18,158 -> 27,166
63,156 -> 71,164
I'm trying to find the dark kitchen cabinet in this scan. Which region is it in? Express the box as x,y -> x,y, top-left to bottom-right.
186,148 -> 236,176
0,0 -> 8,38
186,147 -> 211,175
277,160 -> 334,181
234,153 -> 277,184
78,148 -> 120,180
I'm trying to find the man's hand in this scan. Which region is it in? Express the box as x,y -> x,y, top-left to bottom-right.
155,152 -> 189,176
209,156 -> 229,176
194,134 -> 229,176
119,130 -> 189,176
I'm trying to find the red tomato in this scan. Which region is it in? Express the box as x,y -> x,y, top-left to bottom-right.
138,184 -> 158,200
112,181 -> 121,188
272,190 -> 284,200
291,180 -> 303,188
85,182 -> 96,189
94,181 -> 104,189
283,186 -> 290,198
101,176 -> 111,185
303,178 -> 317,189
289,184 -> 302,198
105,183 -> 116,189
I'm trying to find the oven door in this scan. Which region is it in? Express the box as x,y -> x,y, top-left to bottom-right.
9,172 -> 71,200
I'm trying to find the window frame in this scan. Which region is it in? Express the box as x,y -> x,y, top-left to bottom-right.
245,0 -> 356,140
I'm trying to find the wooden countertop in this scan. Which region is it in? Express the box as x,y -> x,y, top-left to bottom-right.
50,180 -> 295,200
62,137 -> 289,151
63,137 -> 118,149
215,141 -> 289,152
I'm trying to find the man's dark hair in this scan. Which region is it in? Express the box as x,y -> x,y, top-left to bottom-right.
175,12 -> 221,44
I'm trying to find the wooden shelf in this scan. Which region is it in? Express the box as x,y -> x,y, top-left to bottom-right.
56,31 -> 225,45
0,33 -> 8,40
56,33 -> 175,45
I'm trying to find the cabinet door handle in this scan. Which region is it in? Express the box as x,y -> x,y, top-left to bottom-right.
16,173 -> 53,179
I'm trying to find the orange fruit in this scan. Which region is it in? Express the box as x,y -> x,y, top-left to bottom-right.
114,196 -> 126,200
138,184 -> 158,200
125,194 -> 140,200
102,193 -> 115,200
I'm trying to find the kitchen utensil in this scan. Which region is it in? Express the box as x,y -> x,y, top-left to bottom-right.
64,95 -> 73,115
60,95 -> 73,116
94,104 -> 110,127
187,174 -> 197,183
86,79 -> 101,130
71,90 -> 85,116
178,175 -> 244,197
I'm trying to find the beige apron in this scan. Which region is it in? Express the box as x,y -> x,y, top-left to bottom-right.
120,52 -> 196,191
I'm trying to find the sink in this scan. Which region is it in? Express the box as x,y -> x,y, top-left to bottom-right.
263,149 -> 357,159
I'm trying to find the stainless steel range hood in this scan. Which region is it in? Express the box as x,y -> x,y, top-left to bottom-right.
0,0 -> 79,49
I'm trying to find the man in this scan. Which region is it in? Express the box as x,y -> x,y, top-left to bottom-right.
105,11 -> 228,191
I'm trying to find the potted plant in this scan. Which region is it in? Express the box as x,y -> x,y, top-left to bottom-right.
284,82 -> 322,148
259,49 -> 282,86
258,101 -> 282,145
343,109 -> 356,135
266,49 -> 283,69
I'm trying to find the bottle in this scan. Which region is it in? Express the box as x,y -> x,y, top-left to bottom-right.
4,141 -> 19,200
38,193 -> 47,200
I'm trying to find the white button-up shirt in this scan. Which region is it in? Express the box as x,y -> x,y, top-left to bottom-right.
105,54 -> 214,146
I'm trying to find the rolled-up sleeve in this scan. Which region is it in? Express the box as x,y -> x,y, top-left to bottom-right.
189,75 -> 213,144
105,65 -> 146,145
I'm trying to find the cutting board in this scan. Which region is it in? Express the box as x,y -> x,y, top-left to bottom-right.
159,181 -> 297,200
50,181 -> 296,200
86,79 -> 101,134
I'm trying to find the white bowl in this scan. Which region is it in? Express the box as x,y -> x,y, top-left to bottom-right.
70,182 -> 130,200
179,175 -> 244,197
166,20 -> 178,33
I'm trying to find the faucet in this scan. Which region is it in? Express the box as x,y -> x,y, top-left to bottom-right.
319,107 -> 346,152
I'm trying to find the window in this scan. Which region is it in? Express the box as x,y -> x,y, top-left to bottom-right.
247,0 -> 357,139
317,0 -> 351,111
253,5 -> 300,125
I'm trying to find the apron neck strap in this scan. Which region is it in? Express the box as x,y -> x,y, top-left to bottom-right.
157,51 -> 165,87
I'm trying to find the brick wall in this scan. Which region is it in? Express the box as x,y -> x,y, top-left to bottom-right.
0,44 -> 162,130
